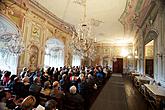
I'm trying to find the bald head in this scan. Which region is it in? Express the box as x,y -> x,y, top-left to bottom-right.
69,85 -> 77,94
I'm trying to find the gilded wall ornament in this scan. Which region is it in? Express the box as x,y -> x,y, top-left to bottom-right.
32,25 -> 41,41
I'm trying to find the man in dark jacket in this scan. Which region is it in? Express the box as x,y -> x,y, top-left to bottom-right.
63,85 -> 84,110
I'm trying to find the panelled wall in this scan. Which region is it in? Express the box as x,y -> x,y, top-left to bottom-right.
93,44 -> 133,73
120,0 -> 165,84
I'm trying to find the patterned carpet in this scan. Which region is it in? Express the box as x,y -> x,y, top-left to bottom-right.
90,73 -> 128,110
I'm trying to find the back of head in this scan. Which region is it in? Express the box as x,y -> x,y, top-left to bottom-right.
44,81 -> 50,89
23,67 -> 27,72
53,81 -> 59,88
69,85 -> 77,94
4,71 -> 11,77
45,99 -> 57,110
79,73 -> 84,80
14,77 -> 20,83
21,95 -> 36,109
0,90 -> 6,102
22,77 -> 30,83
33,77 -> 40,83
10,75 -> 17,81
88,74 -> 92,79
62,74 -> 66,79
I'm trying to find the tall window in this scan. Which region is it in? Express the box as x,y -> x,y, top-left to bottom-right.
0,15 -> 19,74
44,39 -> 64,68
72,54 -> 81,66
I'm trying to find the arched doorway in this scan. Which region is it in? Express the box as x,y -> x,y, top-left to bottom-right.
0,15 -> 22,74
144,29 -> 158,78
44,38 -> 64,68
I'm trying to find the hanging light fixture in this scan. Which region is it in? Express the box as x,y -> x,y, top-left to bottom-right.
70,0 -> 97,59
0,33 -> 25,56
0,0 -> 25,56
0,21 -> 25,56
7,34 -> 25,56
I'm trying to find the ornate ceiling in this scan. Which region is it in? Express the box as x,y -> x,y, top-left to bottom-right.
35,0 -> 131,44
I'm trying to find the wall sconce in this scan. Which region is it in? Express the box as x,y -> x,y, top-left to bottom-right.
149,19 -> 153,26
139,57 -> 143,61
135,55 -> 138,59
157,52 -> 162,58
127,55 -> 132,59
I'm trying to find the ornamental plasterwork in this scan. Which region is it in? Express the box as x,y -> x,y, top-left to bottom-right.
31,23 -> 41,42
26,11 -> 45,25
31,13 -> 45,23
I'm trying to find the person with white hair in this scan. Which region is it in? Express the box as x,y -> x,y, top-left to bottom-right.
63,85 -> 84,110
69,85 -> 77,94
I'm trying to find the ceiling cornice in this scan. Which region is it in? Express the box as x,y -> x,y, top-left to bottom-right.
28,0 -> 74,35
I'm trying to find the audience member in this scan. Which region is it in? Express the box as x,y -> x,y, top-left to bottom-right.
0,90 -> 9,110
63,85 -> 84,110
15,95 -> 36,110
45,99 -> 57,110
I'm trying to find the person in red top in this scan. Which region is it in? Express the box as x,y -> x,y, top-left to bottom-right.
2,71 -> 11,86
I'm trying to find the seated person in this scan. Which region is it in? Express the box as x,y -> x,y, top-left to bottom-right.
0,90 -> 9,110
29,77 -> 41,94
40,81 -> 51,96
2,71 -> 11,86
50,81 -> 64,98
29,77 -> 41,107
63,85 -> 84,110
0,88 -> 23,110
22,77 -> 30,98
12,77 -> 25,98
40,81 -> 51,106
50,81 -> 64,110
45,99 -> 57,110
15,95 -> 36,110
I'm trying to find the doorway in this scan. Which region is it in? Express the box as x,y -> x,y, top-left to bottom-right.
145,40 -> 154,78
113,58 -> 123,73
145,59 -> 154,78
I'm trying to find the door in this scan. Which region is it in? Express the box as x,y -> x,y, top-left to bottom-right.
113,58 -> 123,73
145,59 -> 154,78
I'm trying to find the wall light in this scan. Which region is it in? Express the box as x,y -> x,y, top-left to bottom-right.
127,55 -> 132,59
120,48 -> 128,57
157,52 -> 162,58
135,55 -> 138,59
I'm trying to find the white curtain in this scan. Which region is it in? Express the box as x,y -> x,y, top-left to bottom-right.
44,49 -> 64,68
0,50 -> 18,74
44,38 -> 65,68
72,54 -> 81,66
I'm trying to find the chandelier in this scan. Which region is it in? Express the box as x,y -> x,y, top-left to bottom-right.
7,34 -> 25,56
70,0 -> 97,59
0,33 -> 25,56
0,21 -> 25,56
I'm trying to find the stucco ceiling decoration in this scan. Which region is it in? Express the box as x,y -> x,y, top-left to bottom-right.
35,0 -> 131,44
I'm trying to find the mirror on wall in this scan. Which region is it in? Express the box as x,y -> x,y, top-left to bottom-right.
145,40 -> 154,78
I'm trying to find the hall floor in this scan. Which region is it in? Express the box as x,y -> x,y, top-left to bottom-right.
90,73 -> 149,110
